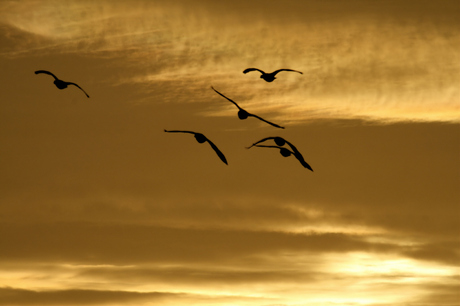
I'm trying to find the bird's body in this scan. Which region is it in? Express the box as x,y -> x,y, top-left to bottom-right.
243,68 -> 302,82
211,86 -> 284,129
252,143 -> 313,171
35,70 -> 90,98
164,130 -> 228,165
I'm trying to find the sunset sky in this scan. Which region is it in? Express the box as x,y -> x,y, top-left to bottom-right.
1,0 -> 459,305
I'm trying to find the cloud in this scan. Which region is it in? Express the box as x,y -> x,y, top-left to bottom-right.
1,0 -> 459,122
0,222 -> 391,265
414,280 -> 460,306
0,2 -> 458,305
0,287 -> 197,306
403,240 -> 460,266
0,286 -> 281,306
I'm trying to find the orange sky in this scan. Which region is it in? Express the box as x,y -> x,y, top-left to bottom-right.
0,1 -> 459,305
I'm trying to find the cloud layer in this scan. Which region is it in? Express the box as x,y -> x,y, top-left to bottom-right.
1,0 -> 459,122
1,1 -> 459,305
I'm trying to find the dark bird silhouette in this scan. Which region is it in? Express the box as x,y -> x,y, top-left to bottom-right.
246,136 -> 288,149
243,68 -> 303,82
247,136 -> 304,162
211,86 -> 284,129
35,70 -> 90,98
164,130 -> 228,165
252,144 -> 313,171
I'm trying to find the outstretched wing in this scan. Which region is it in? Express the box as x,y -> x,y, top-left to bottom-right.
205,138 -> 228,165
164,129 -> 195,134
246,136 -> 278,149
243,68 -> 265,75
292,151 -> 313,171
256,145 -> 313,171
271,69 -> 303,76
248,113 -> 285,129
284,140 -> 300,154
211,86 -> 242,110
255,144 -> 291,151
283,140 -> 313,171
67,82 -> 90,98
35,70 -> 58,80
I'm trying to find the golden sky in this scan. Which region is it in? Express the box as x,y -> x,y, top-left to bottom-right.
0,1 -> 459,305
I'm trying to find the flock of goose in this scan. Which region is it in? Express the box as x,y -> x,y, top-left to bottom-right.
35,68 -> 313,171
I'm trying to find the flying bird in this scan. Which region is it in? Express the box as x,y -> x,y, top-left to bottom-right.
243,68 -> 303,82
251,143 -> 313,171
164,130 -> 228,165
246,136 -> 288,149
211,86 -> 284,129
35,70 -> 90,98
247,136 -> 304,159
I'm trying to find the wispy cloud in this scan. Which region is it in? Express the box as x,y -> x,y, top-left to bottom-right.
1,0 -> 459,123
1,2 -> 459,305
0,287 -> 208,306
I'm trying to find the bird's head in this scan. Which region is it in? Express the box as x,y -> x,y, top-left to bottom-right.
194,134 -> 207,143
274,137 -> 285,146
280,148 -> 291,157
238,110 -> 249,119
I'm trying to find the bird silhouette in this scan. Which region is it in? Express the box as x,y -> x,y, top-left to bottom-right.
35,70 -> 90,98
164,130 -> 228,165
252,144 -> 313,171
246,136 -> 287,149
211,86 -> 284,129
247,136 -> 304,159
243,68 -> 303,82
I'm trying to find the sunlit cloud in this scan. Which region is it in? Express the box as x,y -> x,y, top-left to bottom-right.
3,251 -> 457,306
1,0 -> 459,123
1,1 -> 459,306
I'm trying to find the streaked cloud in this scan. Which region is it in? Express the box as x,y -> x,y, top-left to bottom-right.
1,0 -> 459,123
0,287 -> 207,306
1,1 -> 459,305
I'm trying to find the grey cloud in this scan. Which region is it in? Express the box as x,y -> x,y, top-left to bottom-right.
0,24 -> 49,56
0,287 -> 185,306
404,240 -> 460,266
413,280 -> 460,306
0,222 -> 396,265
75,265 -> 319,286
0,287 -> 274,306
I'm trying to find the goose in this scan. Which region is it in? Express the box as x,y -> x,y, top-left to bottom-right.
246,136 -> 287,148
247,137 -> 304,163
211,86 -> 284,129
164,130 -> 228,165
35,70 -> 90,98
253,144 -> 313,171
243,68 -> 302,82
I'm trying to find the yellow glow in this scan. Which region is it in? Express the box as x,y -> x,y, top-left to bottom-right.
1,0 -> 458,123
334,252 -> 457,279
1,1 -> 459,306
